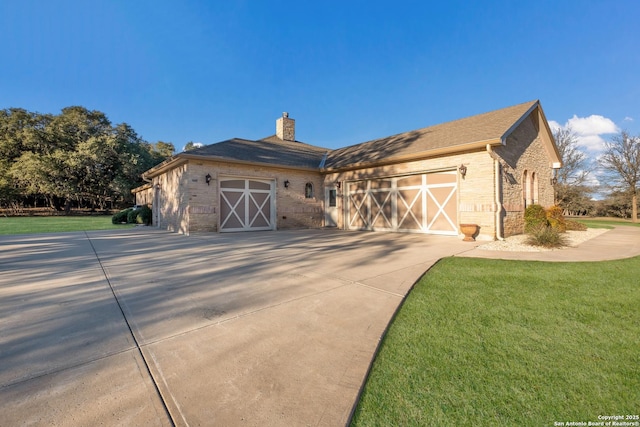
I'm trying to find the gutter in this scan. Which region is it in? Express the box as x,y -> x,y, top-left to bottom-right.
487,144 -> 504,240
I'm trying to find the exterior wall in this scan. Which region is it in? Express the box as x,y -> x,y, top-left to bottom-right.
494,111 -> 556,237
323,151 -> 498,240
133,184 -> 153,207
183,160 -> 324,232
154,163 -> 190,234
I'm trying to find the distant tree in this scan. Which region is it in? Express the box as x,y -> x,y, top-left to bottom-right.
599,131 -> 640,222
183,141 -> 203,151
153,141 -> 175,158
552,127 -> 593,215
1,106 -> 175,211
593,191 -> 634,218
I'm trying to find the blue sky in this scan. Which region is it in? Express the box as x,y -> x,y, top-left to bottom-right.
1,0 -> 638,153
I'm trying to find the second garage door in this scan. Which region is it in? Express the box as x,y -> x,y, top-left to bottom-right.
346,171 -> 458,234
219,178 -> 275,232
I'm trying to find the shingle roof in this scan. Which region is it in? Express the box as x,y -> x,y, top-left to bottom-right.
323,100 -> 539,170
184,136 -> 328,169
144,100 -> 546,178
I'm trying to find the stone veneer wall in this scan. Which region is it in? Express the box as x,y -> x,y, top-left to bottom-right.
495,110 -> 555,237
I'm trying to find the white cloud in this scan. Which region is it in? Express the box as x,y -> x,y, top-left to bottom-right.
566,114 -> 619,136
624,116 -> 633,122
552,114 -> 620,152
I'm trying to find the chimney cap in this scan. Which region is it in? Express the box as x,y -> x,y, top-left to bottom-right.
282,112 -> 289,118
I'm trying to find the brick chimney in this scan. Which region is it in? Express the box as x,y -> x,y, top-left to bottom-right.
276,112 -> 295,142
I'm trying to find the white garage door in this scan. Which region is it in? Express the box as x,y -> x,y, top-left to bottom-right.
346,171 -> 458,234
219,178 -> 275,232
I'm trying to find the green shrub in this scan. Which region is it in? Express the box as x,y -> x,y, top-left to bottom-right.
525,225 -> 569,248
565,219 -> 587,231
127,208 -> 138,224
111,208 -> 132,224
524,204 -> 548,233
546,205 -> 567,232
137,205 -> 152,225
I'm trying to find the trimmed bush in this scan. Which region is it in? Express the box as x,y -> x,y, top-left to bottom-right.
127,208 -> 138,224
546,205 -> 567,232
524,204 -> 548,233
525,225 -> 569,248
112,208 -> 133,224
137,205 -> 152,225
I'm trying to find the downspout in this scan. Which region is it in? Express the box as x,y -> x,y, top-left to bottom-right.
486,144 -> 504,240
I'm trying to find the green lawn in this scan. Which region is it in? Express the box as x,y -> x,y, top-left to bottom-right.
577,218 -> 640,229
0,215 -> 134,235
351,256 -> 640,426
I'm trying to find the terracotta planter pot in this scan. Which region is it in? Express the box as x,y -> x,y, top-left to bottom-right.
460,223 -> 478,242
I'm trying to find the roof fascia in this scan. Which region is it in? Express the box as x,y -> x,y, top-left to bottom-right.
143,155 -> 189,179
536,106 -> 563,168
499,100 -> 539,145
180,153 -> 322,173
321,138 -> 502,173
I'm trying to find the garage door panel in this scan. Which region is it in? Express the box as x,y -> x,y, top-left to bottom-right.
397,175 -> 422,187
220,178 -> 274,232
221,180 -> 245,189
426,173 -> 456,185
249,181 -> 271,190
347,172 -> 458,234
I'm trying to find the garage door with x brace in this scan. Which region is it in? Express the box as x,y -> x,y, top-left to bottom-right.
219,178 -> 275,232
346,171 -> 458,234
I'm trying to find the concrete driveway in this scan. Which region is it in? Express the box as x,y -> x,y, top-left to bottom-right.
0,228 -> 477,426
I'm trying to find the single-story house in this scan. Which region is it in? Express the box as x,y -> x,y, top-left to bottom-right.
133,100 -> 561,240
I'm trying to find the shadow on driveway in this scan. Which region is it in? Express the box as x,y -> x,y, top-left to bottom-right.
0,228 -> 476,426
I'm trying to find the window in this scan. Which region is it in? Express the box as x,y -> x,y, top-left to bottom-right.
305,182 -> 314,198
523,170 -> 538,207
329,189 -> 336,207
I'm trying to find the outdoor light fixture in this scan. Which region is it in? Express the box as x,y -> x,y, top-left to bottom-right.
459,164 -> 467,177
336,181 -> 341,189
284,180 -> 290,188
205,173 -> 212,185
551,177 -> 558,185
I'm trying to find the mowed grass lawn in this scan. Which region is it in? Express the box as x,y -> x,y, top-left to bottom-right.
351,256 -> 639,426
0,215 -> 133,235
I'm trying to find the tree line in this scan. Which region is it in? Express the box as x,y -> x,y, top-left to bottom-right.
553,128 -> 639,222
0,106 -> 174,213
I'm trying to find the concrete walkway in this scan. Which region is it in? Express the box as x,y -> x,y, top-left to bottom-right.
1,226 -> 638,426
457,225 -> 640,262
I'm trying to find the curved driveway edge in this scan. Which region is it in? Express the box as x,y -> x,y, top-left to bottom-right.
0,229 -> 477,426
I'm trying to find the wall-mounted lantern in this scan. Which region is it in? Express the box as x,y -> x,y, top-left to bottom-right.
284,180 -> 290,188
551,176 -> 558,185
459,164 -> 467,178
205,173 -> 212,185
336,181 -> 341,189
